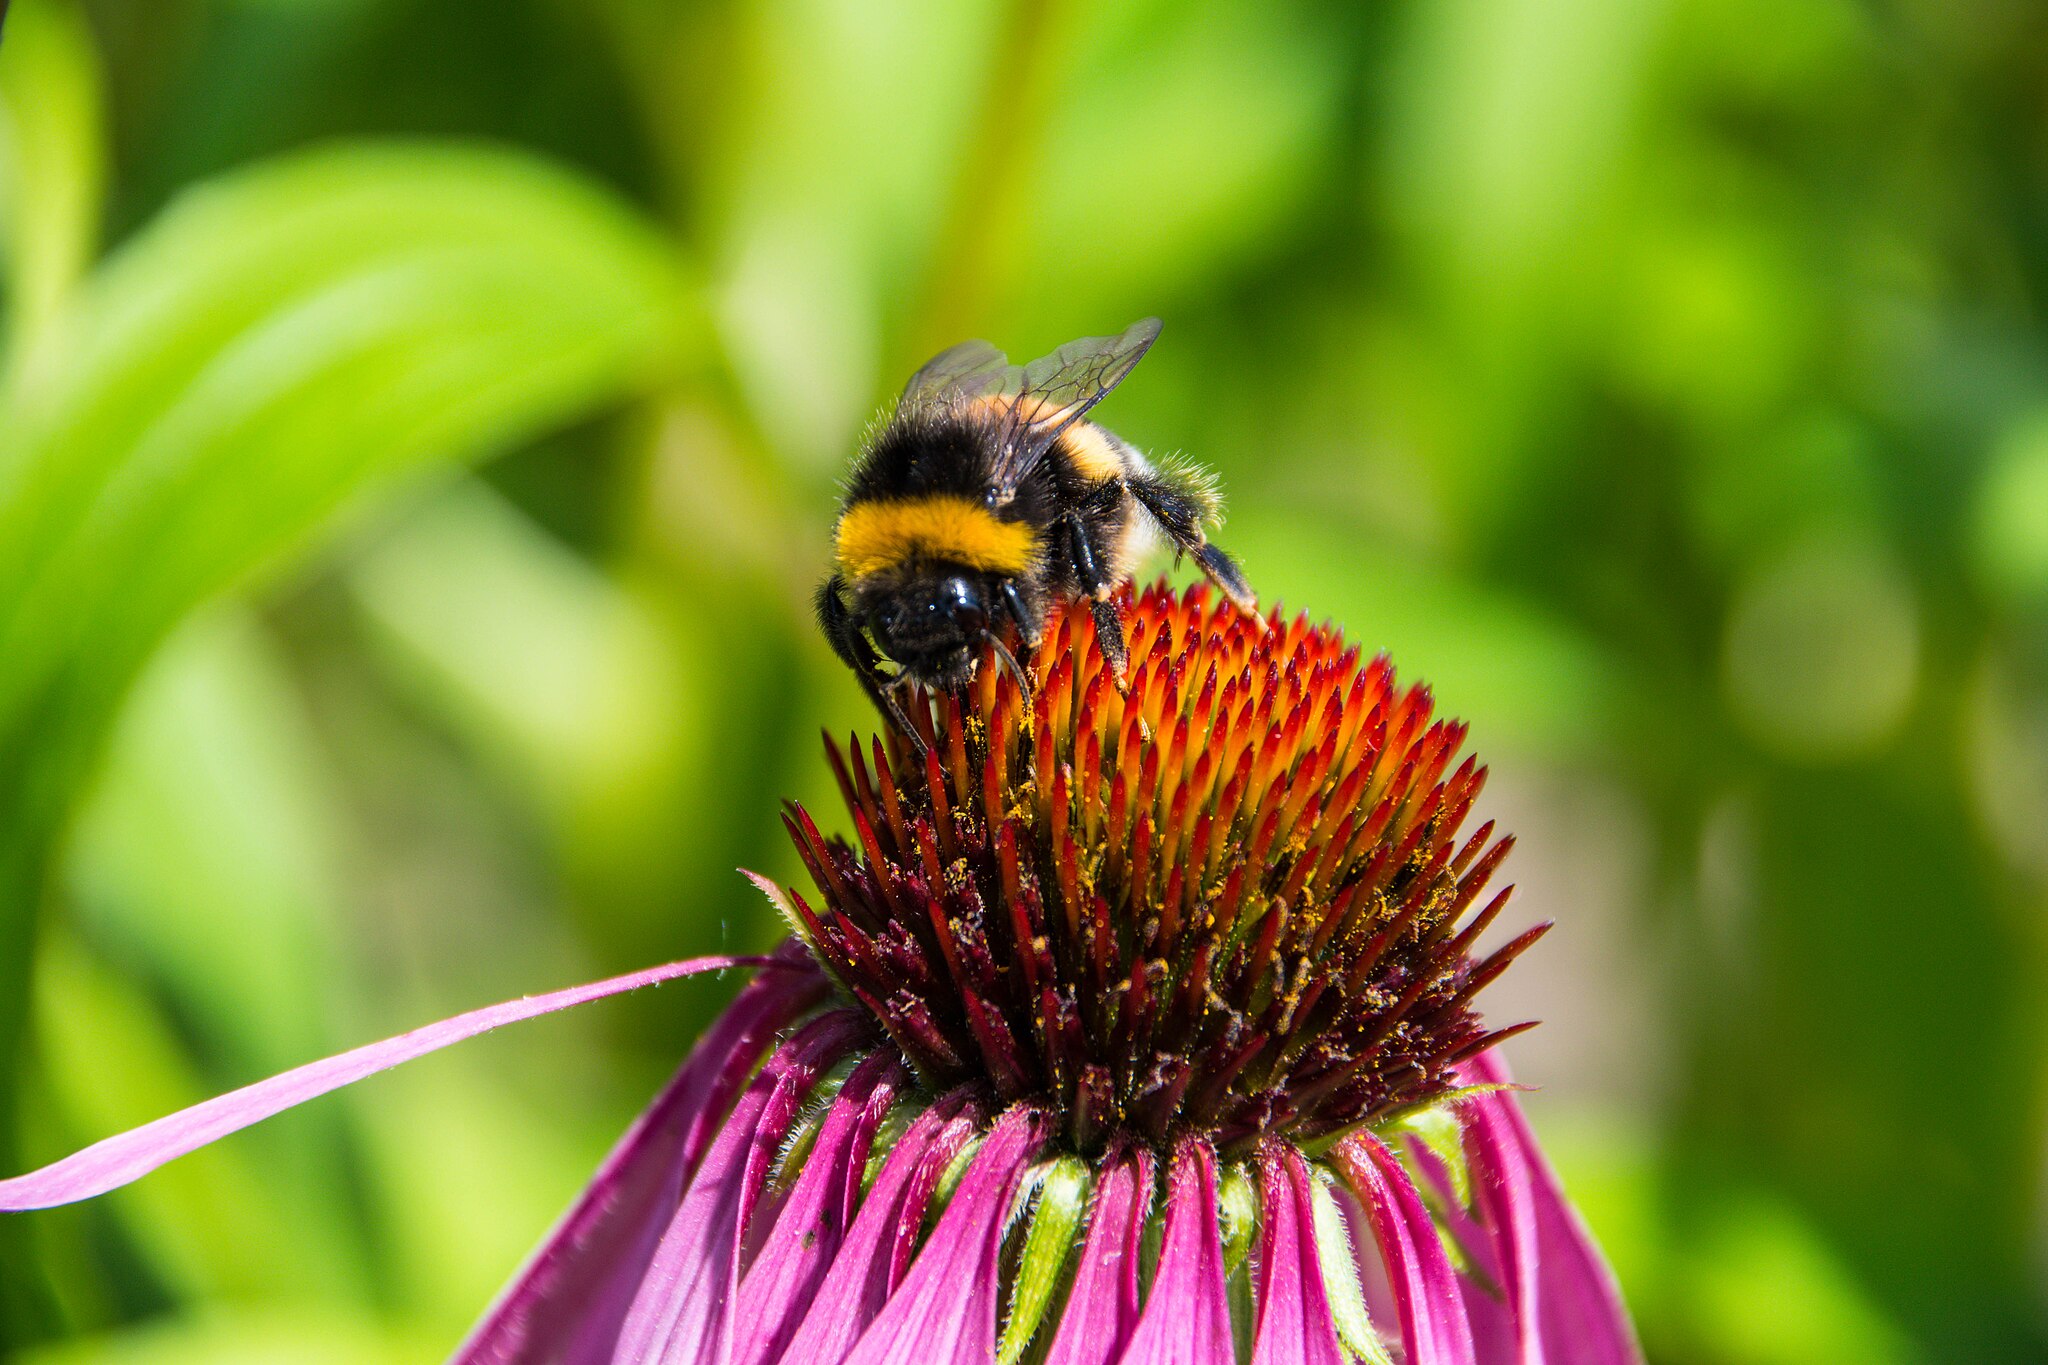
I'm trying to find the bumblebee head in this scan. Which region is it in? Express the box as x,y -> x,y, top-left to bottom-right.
864,572 -> 988,686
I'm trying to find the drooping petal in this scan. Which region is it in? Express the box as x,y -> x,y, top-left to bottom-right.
775,1091 -> 983,1363
1042,1145 -> 1154,1365
731,1050 -> 906,1365
1458,1052 -> 1642,1365
1406,1139 -> 1519,1363
456,961 -> 826,1365
841,1103 -> 1052,1365
1333,1133 -> 1477,1365
0,954 -> 780,1212
611,1012 -> 865,1365
1117,1137 -> 1234,1365
1250,1143 -> 1347,1365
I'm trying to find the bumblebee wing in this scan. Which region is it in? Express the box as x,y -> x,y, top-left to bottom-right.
990,317 -> 1161,496
898,338 -> 1010,413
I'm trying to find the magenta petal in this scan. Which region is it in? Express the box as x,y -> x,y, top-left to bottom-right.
1042,1144 -> 1154,1365
1335,1133 -> 1477,1365
611,1013 -> 864,1365
1116,1137 -> 1234,1365
0,954 -> 779,1213
1407,1141 -> 1520,1363
775,1091 -> 983,1363
842,1103 -> 1051,1365
731,1050 -> 906,1365
455,962 -> 824,1364
1250,1144 -> 1347,1365
1458,1053 -> 1643,1365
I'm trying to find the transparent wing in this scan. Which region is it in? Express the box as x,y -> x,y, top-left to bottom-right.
898,337 -> 1010,413
990,318 -> 1162,494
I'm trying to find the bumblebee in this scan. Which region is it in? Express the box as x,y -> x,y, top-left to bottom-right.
817,318 -> 1257,732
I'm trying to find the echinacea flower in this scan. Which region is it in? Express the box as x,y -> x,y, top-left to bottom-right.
3,582 -> 1642,1364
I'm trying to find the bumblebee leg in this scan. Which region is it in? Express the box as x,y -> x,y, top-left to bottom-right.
1061,514 -> 1131,687
816,573 -> 887,683
1129,470 -> 1261,619
816,574 -> 929,754
1191,543 -> 1259,617
1090,597 -> 1129,685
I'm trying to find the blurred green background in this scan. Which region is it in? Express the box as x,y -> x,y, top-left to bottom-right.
0,0 -> 2044,1360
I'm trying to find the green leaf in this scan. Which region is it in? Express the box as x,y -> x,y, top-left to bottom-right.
0,140 -> 689,843
1686,1194 -> 1914,1365
347,480 -> 696,905
0,137 -> 691,1220
1018,0 -> 1346,327
704,0 -> 1000,467
0,0 -> 104,367
66,605 -> 347,1073
17,1307 -> 436,1365
1973,406 -> 2048,606
999,1155 -> 1090,1365
0,142 -> 691,749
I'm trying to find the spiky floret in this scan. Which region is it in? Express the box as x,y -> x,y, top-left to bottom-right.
777,581 -> 1544,1157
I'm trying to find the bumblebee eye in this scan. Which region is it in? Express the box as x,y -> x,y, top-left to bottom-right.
938,576 -> 985,623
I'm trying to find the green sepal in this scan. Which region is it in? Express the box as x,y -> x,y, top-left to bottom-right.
1310,1167 -> 1396,1365
769,1059 -> 854,1194
1393,1104 -> 1473,1209
1217,1160 -> 1261,1364
1217,1161 -> 1259,1276
1375,1082 -> 1518,1130
745,871 -> 854,1001
1361,1082 -> 1518,1208
861,1102 -> 915,1193
999,1156 -> 1092,1365
931,1131 -> 986,1216
770,1107 -> 825,1194
1298,1084 -> 1515,1163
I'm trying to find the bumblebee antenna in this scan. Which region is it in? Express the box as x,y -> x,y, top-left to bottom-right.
984,631 -> 1034,709
884,677 -> 934,760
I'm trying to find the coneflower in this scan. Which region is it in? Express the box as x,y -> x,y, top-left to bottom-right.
2,582 -> 1640,1364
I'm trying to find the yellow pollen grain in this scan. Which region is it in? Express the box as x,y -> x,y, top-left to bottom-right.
835,494 -> 1040,579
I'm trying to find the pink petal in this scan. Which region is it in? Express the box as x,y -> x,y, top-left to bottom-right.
1250,1143 -> 1347,1365
1042,1144 -> 1153,1365
731,1050 -> 906,1365
0,954 -> 782,1212
1333,1133 -> 1477,1365
842,1103 -> 1051,1365
1406,1141 -> 1520,1363
456,961 -> 825,1364
1116,1137 -> 1234,1365
611,1012 -> 866,1365
1458,1052 -> 1642,1365
775,1091 -> 983,1362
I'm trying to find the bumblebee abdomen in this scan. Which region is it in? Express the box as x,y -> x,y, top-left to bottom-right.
1054,421 -> 1133,484
834,493 -> 1042,581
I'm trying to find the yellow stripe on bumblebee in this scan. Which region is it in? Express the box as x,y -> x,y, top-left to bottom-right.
835,494 -> 1042,579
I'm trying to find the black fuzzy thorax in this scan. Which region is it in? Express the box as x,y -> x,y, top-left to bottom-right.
844,410 -> 1064,536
